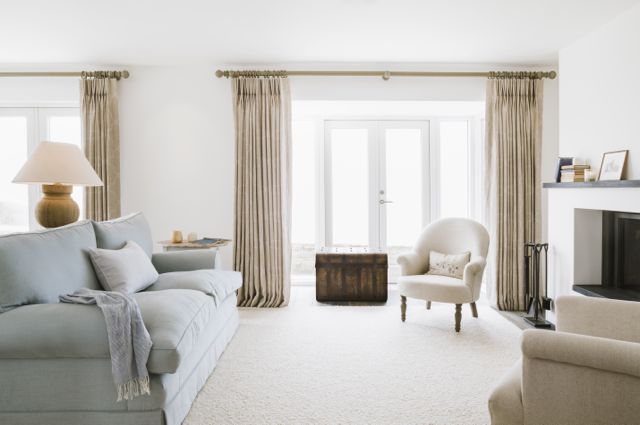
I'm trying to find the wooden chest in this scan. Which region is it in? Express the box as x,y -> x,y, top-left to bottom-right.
315,247 -> 388,302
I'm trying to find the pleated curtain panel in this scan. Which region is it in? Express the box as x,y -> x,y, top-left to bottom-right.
484,74 -> 543,311
81,76 -> 121,221
231,77 -> 292,307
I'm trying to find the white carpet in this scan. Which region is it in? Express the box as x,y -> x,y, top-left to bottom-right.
184,288 -> 521,425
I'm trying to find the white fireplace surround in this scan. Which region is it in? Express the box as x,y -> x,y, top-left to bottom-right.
547,187 -> 640,321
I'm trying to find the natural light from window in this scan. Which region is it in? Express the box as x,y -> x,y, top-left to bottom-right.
290,101 -> 484,282
0,117 -> 29,234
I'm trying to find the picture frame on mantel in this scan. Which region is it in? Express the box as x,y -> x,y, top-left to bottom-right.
598,150 -> 628,181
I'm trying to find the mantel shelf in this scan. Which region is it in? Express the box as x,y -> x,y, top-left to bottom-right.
543,180 -> 640,189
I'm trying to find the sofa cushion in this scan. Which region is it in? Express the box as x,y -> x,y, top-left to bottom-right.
0,289 -> 224,374
0,220 -> 101,312
146,270 -> 242,306
92,212 -> 154,258
89,241 -> 159,293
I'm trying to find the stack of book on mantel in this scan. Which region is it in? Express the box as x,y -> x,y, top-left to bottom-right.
560,164 -> 590,182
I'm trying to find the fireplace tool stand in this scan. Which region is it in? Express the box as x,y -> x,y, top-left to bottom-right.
524,243 -> 553,328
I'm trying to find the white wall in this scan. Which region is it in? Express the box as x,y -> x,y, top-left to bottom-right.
0,63 -> 559,269
117,64 -> 558,272
559,2 -> 640,178
545,3 -> 640,317
0,77 -> 78,105
118,66 -> 236,267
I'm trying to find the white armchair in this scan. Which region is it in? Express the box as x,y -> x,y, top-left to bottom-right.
397,217 -> 489,332
489,295 -> 640,425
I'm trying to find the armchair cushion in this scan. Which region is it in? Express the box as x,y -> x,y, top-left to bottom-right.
397,274 -> 472,304
426,250 -> 470,279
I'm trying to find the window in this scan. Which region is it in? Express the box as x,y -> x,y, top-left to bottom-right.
0,107 -> 82,234
290,101 -> 484,282
439,120 -> 470,218
0,112 -> 30,234
291,121 -> 317,278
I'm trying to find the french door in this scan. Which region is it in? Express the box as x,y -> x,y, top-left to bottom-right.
324,120 -> 431,273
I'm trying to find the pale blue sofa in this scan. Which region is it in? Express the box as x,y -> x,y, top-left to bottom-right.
0,213 -> 241,425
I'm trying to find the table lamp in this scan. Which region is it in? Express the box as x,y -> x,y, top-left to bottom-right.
12,141 -> 103,228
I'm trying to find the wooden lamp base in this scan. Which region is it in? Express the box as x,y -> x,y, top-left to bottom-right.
35,184 -> 79,228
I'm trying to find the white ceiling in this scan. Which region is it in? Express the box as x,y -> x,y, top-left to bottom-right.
1,0 -> 638,66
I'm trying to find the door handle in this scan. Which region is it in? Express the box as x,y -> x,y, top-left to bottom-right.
379,200 -> 393,204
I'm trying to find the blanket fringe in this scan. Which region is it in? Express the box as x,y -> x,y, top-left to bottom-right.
117,376 -> 151,401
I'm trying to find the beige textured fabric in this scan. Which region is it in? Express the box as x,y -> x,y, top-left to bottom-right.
488,359 -> 523,425
397,274 -> 472,304
484,77 -> 543,311
232,77 -> 291,308
489,296 -> 640,425
397,218 -> 489,303
555,295 -> 640,343
81,78 -> 121,221
521,330 -> 640,425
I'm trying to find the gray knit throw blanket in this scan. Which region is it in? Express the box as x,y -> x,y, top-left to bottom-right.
60,288 -> 152,401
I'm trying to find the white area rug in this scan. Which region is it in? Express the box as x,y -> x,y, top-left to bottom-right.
184,288 -> 521,425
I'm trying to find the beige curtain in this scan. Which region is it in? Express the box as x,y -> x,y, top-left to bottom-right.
232,77 -> 292,307
485,75 -> 543,311
81,77 -> 121,221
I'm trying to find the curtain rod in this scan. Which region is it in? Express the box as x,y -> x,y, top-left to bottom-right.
215,69 -> 557,80
0,71 -> 130,80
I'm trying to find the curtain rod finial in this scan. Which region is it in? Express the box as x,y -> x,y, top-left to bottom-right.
549,70 -> 557,80
215,70 -> 224,78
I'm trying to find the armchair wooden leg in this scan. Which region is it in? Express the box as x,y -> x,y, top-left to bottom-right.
470,302 -> 478,318
401,296 -> 407,322
426,300 -> 431,310
455,304 -> 462,332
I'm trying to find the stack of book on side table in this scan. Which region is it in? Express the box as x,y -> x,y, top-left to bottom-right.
560,164 -> 591,182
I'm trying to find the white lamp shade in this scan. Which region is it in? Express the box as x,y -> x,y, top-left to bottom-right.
13,141 -> 103,186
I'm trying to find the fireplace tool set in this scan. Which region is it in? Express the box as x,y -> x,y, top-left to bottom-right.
524,243 -> 553,328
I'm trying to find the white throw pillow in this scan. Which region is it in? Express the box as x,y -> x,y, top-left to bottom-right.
88,240 -> 159,293
426,250 -> 471,279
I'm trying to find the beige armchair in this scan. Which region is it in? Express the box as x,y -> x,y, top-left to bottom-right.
397,218 -> 489,332
489,295 -> 640,425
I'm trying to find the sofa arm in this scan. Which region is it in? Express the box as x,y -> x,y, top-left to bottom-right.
555,295 -> 640,343
520,329 -> 640,424
396,251 -> 426,276
152,250 -> 218,274
522,329 -> 640,378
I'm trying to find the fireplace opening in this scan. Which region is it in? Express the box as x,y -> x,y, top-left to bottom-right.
574,211 -> 640,301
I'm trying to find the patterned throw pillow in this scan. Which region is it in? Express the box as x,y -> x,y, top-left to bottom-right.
426,251 -> 471,279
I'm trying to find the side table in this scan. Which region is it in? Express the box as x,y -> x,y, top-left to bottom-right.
157,239 -> 231,269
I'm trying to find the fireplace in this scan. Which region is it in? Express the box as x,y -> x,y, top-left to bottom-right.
574,211 -> 640,301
